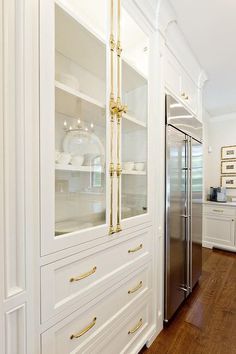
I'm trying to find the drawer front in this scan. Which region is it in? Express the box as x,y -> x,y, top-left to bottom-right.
83,297 -> 152,354
41,229 -> 151,322
41,263 -> 151,354
204,205 -> 235,217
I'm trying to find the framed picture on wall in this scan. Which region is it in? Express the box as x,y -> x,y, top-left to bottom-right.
221,160 -> 236,174
221,145 -> 236,160
221,175 -> 236,189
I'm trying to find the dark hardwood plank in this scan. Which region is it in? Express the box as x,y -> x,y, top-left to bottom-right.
140,248 -> 236,354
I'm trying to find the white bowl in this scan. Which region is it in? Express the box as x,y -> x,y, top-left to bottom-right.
55,150 -> 61,163
57,152 -> 71,165
71,155 -> 84,166
134,162 -> 145,171
123,162 -> 135,171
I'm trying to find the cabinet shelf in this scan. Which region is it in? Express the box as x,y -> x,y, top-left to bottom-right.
122,170 -> 146,175
55,164 -> 146,175
55,81 -> 105,109
123,113 -> 147,131
55,164 -> 104,173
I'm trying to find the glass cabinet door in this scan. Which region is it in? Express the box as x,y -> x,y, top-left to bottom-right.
54,2 -> 107,236
120,7 -> 149,221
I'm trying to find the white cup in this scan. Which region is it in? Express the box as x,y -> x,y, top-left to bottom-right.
71,155 -> 84,166
55,150 -> 61,163
134,162 -> 145,171
57,152 -> 71,165
123,161 -> 135,171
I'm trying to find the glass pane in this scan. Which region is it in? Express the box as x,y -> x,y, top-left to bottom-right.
54,3 -> 106,236
121,8 -> 149,220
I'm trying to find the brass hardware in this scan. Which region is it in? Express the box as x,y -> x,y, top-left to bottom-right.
109,0 -> 115,235
70,317 -> 97,340
212,209 -> 224,213
109,0 -> 128,234
69,266 -> 97,283
128,318 -> 143,334
181,92 -> 189,100
128,281 -> 143,294
128,244 -> 143,253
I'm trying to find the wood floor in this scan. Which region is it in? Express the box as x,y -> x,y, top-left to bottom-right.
140,248 -> 236,354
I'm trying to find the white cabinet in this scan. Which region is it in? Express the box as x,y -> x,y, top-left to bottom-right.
40,0 -> 151,256
39,1 -> 158,353
164,48 -> 198,115
203,204 -> 236,251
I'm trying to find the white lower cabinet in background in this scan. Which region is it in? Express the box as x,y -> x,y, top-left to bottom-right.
203,203 -> 236,251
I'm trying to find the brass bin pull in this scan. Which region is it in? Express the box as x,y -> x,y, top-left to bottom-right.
128,318 -> 143,334
128,244 -> 143,253
69,266 -> 97,283
128,281 -> 143,294
70,317 -> 97,340
213,209 -> 223,213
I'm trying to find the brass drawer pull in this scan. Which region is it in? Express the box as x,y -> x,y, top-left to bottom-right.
128,244 -> 143,253
70,317 -> 97,340
128,281 -> 143,294
70,266 -> 97,283
212,209 -> 223,213
128,318 -> 143,334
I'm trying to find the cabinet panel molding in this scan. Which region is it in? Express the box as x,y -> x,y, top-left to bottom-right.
2,0 -> 26,298
5,304 -> 26,354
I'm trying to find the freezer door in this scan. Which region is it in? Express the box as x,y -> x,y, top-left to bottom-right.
165,125 -> 188,322
190,138 -> 203,290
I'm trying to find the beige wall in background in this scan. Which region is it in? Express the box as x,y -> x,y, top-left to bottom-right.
204,112 -> 236,199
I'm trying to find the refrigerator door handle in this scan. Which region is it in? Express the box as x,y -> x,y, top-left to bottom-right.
186,136 -> 191,296
189,137 -> 193,292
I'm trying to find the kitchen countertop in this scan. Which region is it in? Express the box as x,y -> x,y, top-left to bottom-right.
204,201 -> 236,207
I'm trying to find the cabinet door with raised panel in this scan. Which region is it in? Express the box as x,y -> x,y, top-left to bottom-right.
40,0 -> 109,255
203,215 -> 235,247
118,5 -> 150,230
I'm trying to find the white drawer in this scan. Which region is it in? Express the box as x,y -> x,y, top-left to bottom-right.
41,229 -> 151,322
83,296 -> 152,354
41,263 -> 151,354
204,205 -> 235,217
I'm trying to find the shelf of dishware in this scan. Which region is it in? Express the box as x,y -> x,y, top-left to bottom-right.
55,164 -> 146,175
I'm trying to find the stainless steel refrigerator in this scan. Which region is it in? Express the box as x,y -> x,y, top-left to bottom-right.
165,94 -> 203,322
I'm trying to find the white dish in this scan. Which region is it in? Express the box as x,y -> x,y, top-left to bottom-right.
123,162 -> 134,171
71,155 -> 84,166
63,130 -> 105,158
57,152 -> 71,165
134,162 -> 145,171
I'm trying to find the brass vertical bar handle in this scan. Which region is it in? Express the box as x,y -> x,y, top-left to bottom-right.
70,317 -> 97,340
109,0 -> 116,235
128,318 -> 143,334
115,0 -> 123,233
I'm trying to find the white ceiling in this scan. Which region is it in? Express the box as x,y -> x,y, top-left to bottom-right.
169,0 -> 236,117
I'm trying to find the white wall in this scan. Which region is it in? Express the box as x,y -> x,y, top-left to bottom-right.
204,112 -> 236,199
